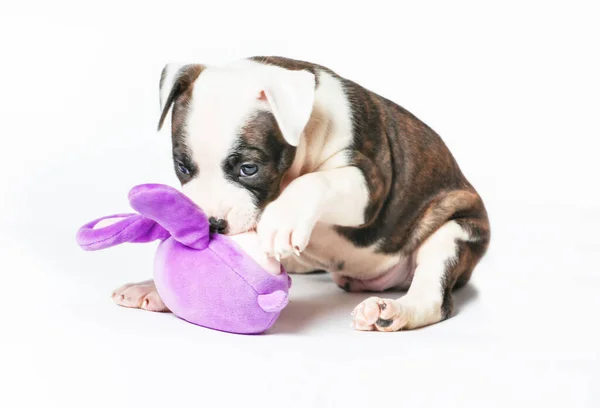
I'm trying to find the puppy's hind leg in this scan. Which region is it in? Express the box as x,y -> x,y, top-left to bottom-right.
112,280 -> 169,312
351,218 -> 488,331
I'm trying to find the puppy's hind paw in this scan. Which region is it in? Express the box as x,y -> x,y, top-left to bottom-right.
112,280 -> 169,312
351,297 -> 407,332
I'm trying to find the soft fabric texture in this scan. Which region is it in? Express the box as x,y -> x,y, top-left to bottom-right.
77,214 -> 170,250
76,183 -> 290,334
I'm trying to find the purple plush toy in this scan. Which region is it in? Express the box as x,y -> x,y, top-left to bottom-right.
76,183 -> 291,334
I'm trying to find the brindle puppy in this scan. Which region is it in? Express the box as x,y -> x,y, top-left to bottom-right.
112,56 -> 489,331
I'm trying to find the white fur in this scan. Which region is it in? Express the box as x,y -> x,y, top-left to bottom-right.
402,220 -> 469,324
227,59 -> 316,146
181,66 -> 263,234
119,58 -> 475,329
251,65 -> 368,259
263,69 -> 315,146
228,232 -> 281,275
164,58 -> 370,240
351,220 -> 469,330
312,71 -> 355,166
257,165 -> 369,259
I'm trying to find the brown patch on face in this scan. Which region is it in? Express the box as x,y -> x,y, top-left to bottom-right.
222,111 -> 296,210
157,64 -> 204,131
156,64 -> 204,184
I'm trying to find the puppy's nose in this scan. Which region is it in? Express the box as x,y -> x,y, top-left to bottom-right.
209,217 -> 228,234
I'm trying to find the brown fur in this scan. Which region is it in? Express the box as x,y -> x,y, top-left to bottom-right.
250,56 -> 332,86
158,57 -> 490,328
158,64 -> 204,131
158,64 -> 205,184
250,56 -> 490,321
232,111 -> 297,209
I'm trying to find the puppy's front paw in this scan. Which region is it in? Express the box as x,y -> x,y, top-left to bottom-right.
257,195 -> 319,261
351,297 -> 407,332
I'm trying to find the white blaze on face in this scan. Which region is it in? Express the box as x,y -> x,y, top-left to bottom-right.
176,59 -> 317,235
181,66 -> 265,234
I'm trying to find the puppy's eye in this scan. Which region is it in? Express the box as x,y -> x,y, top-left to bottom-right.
240,163 -> 258,177
177,162 -> 191,175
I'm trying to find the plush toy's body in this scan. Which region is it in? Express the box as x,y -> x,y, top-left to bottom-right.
76,184 -> 290,334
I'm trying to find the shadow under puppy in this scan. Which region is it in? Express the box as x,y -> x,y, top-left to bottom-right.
113,56 -> 490,332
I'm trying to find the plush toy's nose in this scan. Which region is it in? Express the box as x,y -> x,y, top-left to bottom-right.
209,217 -> 228,234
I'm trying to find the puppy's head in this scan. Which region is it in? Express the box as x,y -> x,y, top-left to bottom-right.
158,61 -> 315,234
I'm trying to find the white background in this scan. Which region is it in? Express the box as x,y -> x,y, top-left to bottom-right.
1,1 -> 599,407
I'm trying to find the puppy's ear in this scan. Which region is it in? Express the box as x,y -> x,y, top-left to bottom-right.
261,69 -> 316,147
158,64 -> 204,131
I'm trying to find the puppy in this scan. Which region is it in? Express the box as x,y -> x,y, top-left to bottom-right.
112,56 -> 490,331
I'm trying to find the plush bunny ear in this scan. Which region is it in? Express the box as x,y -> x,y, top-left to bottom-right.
260,69 -> 316,147
128,184 -> 210,250
76,214 -> 170,251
